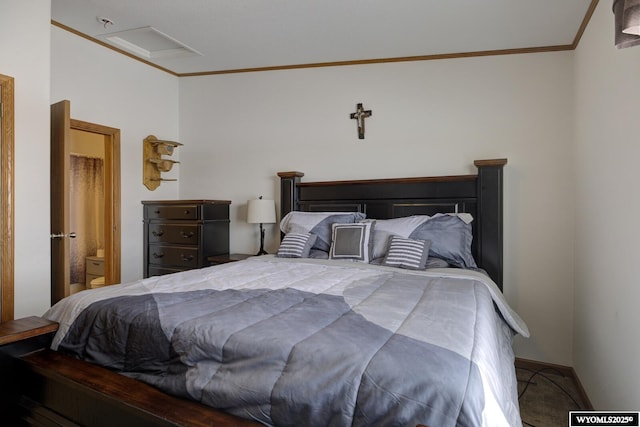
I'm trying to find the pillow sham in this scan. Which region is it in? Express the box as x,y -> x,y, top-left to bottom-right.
280,211 -> 367,252
409,213 -> 477,268
382,236 -> 431,270
370,215 -> 431,260
328,222 -> 374,263
308,249 -> 329,259
276,232 -> 317,258
424,257 -> 450,269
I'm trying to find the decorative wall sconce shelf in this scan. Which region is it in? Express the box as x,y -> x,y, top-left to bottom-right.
143,135 -> 183,190
149,157 -> 179,172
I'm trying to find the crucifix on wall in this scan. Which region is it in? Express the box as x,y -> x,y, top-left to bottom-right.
349,103 -> 372,139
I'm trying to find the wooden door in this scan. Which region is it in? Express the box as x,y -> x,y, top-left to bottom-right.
50,101 -> 71,305
50,100 -> 121,305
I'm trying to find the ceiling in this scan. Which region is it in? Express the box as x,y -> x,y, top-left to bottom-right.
51,0 -> 597,76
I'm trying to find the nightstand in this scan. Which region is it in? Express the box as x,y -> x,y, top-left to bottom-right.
0,317 -> 58,424
208,253 -> 251,266
0,316 -> 58,357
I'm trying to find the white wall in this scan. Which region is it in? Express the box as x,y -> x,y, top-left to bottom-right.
179,52 -> 576,364
51,26 -> 180,286
0,4 -> 180,316
0,0 -> 51,318
573,1 -> 640,409
2,1 -> 590,371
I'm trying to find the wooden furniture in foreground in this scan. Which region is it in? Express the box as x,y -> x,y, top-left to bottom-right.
143,200 -> 231,278
0,316 -> 59,424
0,160 -> 507,426
0,316 -> 58,350
0,317 -> 261,427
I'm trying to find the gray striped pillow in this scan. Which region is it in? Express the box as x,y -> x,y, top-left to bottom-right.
276,232 -> 317,258
382,236 -> 431,270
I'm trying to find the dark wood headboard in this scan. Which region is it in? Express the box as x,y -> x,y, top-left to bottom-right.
278,159 -> 507,291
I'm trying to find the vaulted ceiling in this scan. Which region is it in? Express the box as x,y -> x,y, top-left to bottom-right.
51,0 -> 598,76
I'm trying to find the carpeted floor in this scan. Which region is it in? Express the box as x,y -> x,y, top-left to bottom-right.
516,360 -> 592,427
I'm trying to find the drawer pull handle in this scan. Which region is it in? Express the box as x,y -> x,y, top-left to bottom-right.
152,229 -> 164,237
92,262 -> 101,266
152,252 -> 164,259
184,210 -> 190,215
181,231 -> 194,238
154,209 -> 161,214
181,254 -> 194,262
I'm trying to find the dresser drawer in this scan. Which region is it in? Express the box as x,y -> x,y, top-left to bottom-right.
148,245 -> 200,268
148,224 -> 200,245
145,204 -> 199,220
85,257 -> 104,275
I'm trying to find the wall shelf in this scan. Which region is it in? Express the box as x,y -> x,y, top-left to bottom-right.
143,135 -> 182,190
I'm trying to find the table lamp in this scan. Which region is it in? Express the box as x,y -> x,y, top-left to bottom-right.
247,196 -> 276,255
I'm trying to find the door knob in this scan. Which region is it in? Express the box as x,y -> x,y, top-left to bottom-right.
50,232 -> 78,239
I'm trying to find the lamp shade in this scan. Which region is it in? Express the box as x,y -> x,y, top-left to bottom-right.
614,0 -> 640,48
247,198 -> 276,224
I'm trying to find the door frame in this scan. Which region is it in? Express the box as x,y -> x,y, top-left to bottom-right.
0,74 -> 14,321
70,118 -> 121,287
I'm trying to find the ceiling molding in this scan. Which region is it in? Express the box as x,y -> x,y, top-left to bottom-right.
52,20 -> 179,77
177,44 -> 576,77
571,0 -> 600,48
52,0 -> 599,78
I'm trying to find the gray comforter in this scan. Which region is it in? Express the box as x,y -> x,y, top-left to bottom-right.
44,256 -> 529,427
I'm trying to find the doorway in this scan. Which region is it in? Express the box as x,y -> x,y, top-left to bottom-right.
0,74 -> 14,321
50,101 -> 121,304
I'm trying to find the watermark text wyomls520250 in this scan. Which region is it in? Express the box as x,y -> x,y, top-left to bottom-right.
570,412 -> 639,427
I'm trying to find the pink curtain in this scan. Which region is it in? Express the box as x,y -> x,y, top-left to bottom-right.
69,155 -> 105,284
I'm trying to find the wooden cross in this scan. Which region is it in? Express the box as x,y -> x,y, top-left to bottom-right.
349,103 -> 372,139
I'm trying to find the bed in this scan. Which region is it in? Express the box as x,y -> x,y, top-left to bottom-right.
2,158 -> 528,427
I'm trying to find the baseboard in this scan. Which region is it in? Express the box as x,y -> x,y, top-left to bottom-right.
515,357 -> 594,410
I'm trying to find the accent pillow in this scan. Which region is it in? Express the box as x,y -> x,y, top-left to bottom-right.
280,211 -> 367,252
329,222 -> 374,263
382,236 -> 431,270
409,213 -> 477,268
425,257 -> 450,269
369,216 -> 431,259
308,249 -> 329,259
276,233 -> 317,258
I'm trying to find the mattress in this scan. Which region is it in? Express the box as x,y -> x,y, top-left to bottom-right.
44,256 -> 529,427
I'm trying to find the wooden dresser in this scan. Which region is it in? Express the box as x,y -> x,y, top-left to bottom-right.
142,200 -> 231,278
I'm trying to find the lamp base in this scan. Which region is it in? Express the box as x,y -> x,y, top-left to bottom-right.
256,223 -> 268,256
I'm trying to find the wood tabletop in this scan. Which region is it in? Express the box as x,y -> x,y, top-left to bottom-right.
0,316 -> 59,346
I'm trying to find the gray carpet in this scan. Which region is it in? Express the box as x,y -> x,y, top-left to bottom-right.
516,362 -> 591,427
